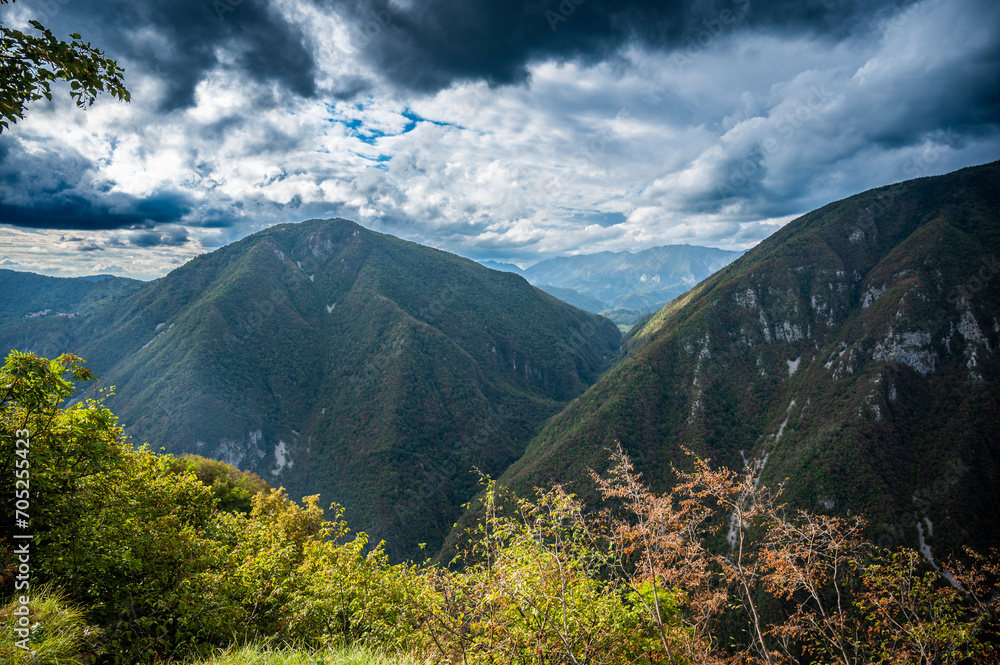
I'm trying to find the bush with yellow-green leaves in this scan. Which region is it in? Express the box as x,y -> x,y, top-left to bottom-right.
0,351 -> 426,663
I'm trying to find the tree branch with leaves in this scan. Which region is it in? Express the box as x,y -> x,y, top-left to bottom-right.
0,0 -> 129,132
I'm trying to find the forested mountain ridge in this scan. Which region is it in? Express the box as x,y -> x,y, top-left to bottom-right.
497,160 -> 1000,558
0,269 -> 141,325
0,219 -> 621,559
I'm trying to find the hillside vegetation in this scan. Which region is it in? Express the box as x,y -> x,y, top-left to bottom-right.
0,270 -> 141,326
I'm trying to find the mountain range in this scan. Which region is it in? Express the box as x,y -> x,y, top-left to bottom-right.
497,160 -> 1000,559
0,220 -> 620,559
3,161 -> 998,564
483,246 -> 744,327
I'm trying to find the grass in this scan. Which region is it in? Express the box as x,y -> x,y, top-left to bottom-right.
0,584 -> 420,665
0,583 -> 89,665
189,644 -> 424,665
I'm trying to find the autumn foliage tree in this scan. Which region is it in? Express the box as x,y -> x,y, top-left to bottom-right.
761,510 -> 867,664
592,443 -> 725,665
588,441 -> 1000,665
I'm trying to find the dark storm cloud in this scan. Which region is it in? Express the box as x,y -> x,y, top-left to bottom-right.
127,226 -> 191,248
0,195 -> 190,231
326,0 -> 910,91
0,138 -> 193,230
26,0 -> 917,104
58,235 -> 104,250
42,0 -> 318,110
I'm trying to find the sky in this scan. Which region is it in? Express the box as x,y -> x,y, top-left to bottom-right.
0,0 -> 998,280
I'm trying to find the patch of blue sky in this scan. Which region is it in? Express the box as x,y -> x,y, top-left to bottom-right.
352,152 -> 392,169
325,103 -> 467,148
401,109 -> 460,131
355,129 -> 388,145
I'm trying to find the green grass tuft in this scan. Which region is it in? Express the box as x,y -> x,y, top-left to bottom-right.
189,643 -> 423,665
0,583 -> 91,665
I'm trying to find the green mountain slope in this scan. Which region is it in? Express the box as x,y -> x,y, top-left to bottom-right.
499,160 -> 1000,558
1,219 -> 621,559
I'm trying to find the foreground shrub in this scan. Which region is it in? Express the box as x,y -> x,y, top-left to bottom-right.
284,528 -> 429,651
419,478 -> 681,664
167,454 -> 271,514
1,351 -> 427,663
204,489 -> 428,652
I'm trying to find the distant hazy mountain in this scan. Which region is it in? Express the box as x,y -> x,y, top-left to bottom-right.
495,160 -> 1000,559
479,260 -> 523,274
515,246 -> 742,327
0,219 -> 620,560
530,285 -> 607,313
480,246 -> 744,328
